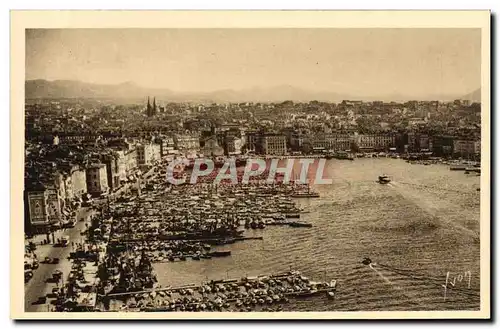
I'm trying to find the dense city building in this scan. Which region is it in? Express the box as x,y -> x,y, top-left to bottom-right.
136,143 -> 162,166
261,134 -> 288,156
174,133 -> 200,152
356,134 -> 396,152
23,98 -> 482,234
86,164 -> 109,197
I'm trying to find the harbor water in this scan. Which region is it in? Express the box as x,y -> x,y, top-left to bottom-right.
152,158 -> 481,311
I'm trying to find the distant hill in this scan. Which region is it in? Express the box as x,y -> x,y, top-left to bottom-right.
204,85 -> 352,103
25,79 -> 480,103
460,88 -> 481,103
25,79 -> 173,101
25,79 -> 353,103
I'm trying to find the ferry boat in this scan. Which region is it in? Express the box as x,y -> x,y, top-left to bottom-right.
378,175 -> 391,184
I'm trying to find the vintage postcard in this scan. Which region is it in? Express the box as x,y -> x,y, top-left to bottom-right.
10,10 -> 491,320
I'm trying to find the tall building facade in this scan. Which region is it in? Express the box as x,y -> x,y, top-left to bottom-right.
262,134 -> 288,155
86,164 -> 109,196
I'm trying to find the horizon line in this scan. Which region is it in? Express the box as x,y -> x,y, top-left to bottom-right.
25,78 -> 480,101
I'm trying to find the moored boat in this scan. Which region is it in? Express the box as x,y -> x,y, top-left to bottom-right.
288,222 -> 313,228
465,167 -> 481,174
208,250 -> 231,257
291,192 -> 320,198
450,165 -> 467,171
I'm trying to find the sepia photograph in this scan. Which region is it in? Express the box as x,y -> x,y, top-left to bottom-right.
10,10 -> 491,320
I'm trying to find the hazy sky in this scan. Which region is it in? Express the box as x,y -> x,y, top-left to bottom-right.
26,29 -> 481,97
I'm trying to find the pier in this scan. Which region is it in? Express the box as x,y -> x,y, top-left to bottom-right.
103,270 -> 337,312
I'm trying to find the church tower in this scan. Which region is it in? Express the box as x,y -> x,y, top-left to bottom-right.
146,97 -> 152,117
153,97 -> 157,116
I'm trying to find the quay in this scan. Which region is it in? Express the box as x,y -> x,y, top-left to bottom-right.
101,270 -> 337,312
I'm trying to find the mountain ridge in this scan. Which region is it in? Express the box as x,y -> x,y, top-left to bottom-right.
25,79 -> 480,103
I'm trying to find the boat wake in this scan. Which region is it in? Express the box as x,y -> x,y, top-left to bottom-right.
387,181 -> 479,241
368,263 -> 427,306
394,181 -> 476,195
369,263 -> 401,290
374,263 -> 481,299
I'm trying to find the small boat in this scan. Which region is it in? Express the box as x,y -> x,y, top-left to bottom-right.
465,167 -> 481,174
291,192 -> 320,198
288,222 -> 313,228
327,291 -> 335,299
208,250 -> 231,257
295,289 -> 318,298
378,175 -> 391,184
361,257 -> 372,265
